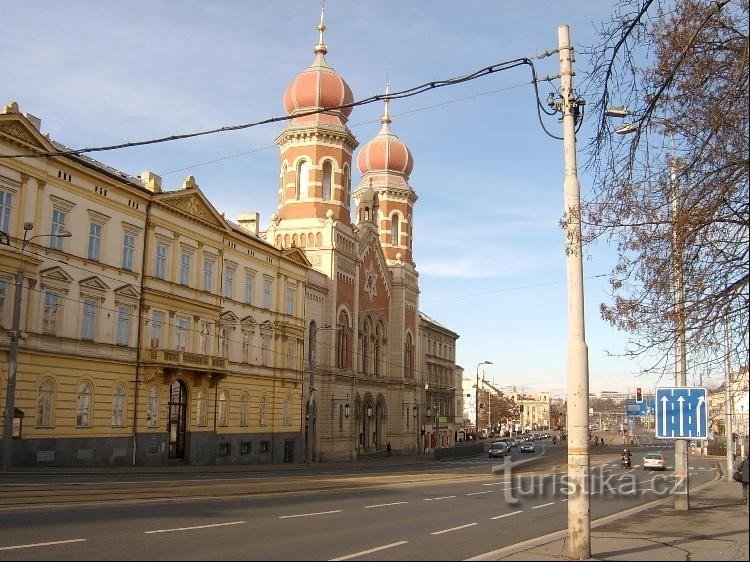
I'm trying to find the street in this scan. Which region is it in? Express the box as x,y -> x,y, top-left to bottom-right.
0,444 -> 718,561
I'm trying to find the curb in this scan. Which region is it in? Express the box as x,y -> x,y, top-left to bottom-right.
466,465 -> 723,561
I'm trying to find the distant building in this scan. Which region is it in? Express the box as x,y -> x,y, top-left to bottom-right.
508,387 -> 551,431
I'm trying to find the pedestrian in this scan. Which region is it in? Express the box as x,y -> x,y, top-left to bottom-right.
735,453 -> 749,505
386,441 -> 392,456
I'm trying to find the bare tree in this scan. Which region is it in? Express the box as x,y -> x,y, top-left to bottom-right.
581,0 -> 749,382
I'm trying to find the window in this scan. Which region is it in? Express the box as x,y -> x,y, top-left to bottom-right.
218,390 -> 229,427
50,209 -> 66,249
220,327 -> 229,357
154,243 -> 167,279
404,333 -> 413,379
285,286 -> 295,315
147,387 -> 159,428
42,291 -> 60,335
297,160 -> 310,199
76,381 -> 93,427
261,334 -> 271,367
0,190 -> 12,233
283,394 -> 292,426
196,391 -> 207,426
112,384 -> 126,427
242,332 -> 251,363
263,278 -> 272,310
200,321 -> 211,355
286,338 -> 295,369
259,394 -> 268,426
0,279 -> 8,327
337,311 -> 349,368
203,258 -> 214,292
36,379 -> 54,427
88,222 -> 102,261
344,165 -> 351,202
240,393 -> 249,426
116,305 -> 130,346
150,310 -> 164,348
244,273 -> 254,305
175,317 -> 189,351
180,251 -> 192,286
374,324 -> 382,377
279,163 -> 287,204
122,233 -> 135,270
322,161 -> 332,200
224,267 -> 235,299
81,298 -> 97,340
391,215 -> 399,245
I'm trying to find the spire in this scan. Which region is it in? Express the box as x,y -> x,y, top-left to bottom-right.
380,81 -> 392,125
314,1 -> 328,55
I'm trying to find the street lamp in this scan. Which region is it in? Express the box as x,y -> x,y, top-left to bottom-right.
2,222 -> 72,471
305,322 -> 337,466
475,361 -> 492,434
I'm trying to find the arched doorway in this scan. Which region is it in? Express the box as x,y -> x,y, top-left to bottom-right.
167,380 -> 187,460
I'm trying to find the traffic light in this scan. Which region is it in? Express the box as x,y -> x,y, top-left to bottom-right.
635,387 -> 643,403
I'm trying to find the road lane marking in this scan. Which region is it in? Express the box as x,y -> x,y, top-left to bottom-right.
491,510 -> 523,520
466,491 -> 493,496
482,482 -> 510,486
431,523 -> 478,535
329,541 -> 408,561
364,501 -> 408,509
279,510 -> 342,519
145,521 -> 245,534
0,539 -> 87,551
531,502 -> 555,509
424,495 -> 456,501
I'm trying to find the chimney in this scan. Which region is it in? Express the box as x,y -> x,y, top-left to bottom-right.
140,171 -> 162,193
237,211 -> 260,235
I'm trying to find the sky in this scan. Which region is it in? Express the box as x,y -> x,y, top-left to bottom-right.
0,1 -> 689,398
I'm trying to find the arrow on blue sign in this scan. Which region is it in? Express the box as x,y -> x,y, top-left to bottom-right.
655,387 -> 708,440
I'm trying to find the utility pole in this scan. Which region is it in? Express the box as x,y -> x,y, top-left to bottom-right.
558,25 -> 591,559
670,155 -> 690,511
724,311 -> 734,481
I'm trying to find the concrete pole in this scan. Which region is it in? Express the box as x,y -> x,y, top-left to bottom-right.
670,156 -> 690,511
559,25 -> 591,560
1,260 -> 25,471
724,312 -> 734,481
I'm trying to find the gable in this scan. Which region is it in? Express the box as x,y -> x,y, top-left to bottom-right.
39,266 -> 74,284
281,246 -> 312,268
221,310 -> 239,323
0,111 -> 56,153
157,183 -> 230,231
356,234 -> 391,301
114,284 -> 140,299
79,275 -> 110,292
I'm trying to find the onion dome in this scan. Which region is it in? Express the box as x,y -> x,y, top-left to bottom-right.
282,10 -> 354,121
357,89 -> 414,177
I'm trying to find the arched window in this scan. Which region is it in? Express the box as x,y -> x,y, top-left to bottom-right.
297,160 -> 310,199
196,390 -> 207,426
259,394 -> 268,426
337,311 -> 349,369
36,379 -> 55,427
404,333 -> 413,379
76,381 -> 93,427
240,392 -> 249,426
147,387 -> 159,428
391,214 -> 400,245
343,165 -> 351,203
279,164 -> 287,203
283,393 -> 292,426
374,324 -> 383,377
361,319 -> 371,375
218,389 -> 229,426
322,161 -> 332,200
112,383 -> 126,427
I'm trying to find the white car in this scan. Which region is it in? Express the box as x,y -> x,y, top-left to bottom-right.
520,442 -> 535,453
643,453 -> 666,470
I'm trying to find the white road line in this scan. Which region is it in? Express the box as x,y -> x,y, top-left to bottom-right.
364,501 -> 408,509
329,541 -> 408,561
560,498 -> 569,502
424,495 -> 456,501
482,482 -> 510,486
145,521 -> 245,534
279,510 -> 342,519
0,539 -> 87,551
491,510 -> 523,520
466,491 -> 493,496
431,523 -> 478,535
531,502 -> 555,509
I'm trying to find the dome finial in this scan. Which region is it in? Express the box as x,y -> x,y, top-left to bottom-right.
314,1 -> 328,55
380,80 -> 392,125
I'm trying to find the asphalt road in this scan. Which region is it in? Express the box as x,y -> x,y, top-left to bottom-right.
0,443 -> 718,561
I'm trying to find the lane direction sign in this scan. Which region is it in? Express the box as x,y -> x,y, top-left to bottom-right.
655,387 -> 708,440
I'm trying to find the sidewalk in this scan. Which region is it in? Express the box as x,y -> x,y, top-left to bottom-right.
476,475 -> 749,561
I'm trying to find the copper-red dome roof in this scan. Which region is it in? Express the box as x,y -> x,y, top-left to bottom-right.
283,53 -> 354,120
357,121 -> 414,177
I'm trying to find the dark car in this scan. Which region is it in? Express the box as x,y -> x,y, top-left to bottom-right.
488,441 -> 508,458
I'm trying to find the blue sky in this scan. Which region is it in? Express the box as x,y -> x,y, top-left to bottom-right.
1,1 -> 679,397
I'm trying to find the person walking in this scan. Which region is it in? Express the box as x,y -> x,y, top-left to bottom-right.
737,453 -> 749,505
386,441 -> 392,456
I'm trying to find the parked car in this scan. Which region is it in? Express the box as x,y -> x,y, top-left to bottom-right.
488,441 -> 507,459
643,453 -> 666,471
520,442 -> 535,453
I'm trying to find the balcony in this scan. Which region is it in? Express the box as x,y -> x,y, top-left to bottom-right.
146,348 -> 227,373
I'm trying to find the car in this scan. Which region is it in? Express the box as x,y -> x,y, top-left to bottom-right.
514,437 -> 525,446
643,453 -> 666,470
488,441 -> 507,459
520,442 -> 535,453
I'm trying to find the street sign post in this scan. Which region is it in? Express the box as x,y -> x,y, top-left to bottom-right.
655,387 -> 708,440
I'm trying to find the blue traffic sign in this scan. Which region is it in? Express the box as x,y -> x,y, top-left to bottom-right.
655,387 -> 708,440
